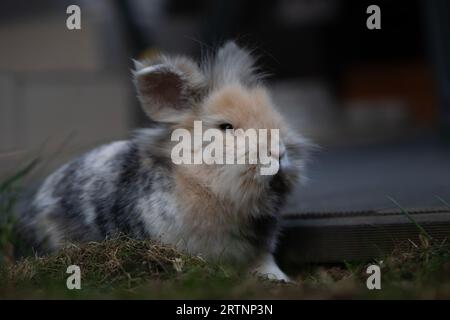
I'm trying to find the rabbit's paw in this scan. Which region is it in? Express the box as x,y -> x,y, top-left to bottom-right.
252,254 -> 292,282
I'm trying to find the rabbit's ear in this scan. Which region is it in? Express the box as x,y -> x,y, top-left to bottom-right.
209,41 -> 261,89
133,56 -> 206,123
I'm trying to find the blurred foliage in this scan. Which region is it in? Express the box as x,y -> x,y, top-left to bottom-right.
0,159 -> 38,265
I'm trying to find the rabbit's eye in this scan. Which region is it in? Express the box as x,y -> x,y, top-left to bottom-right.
219,123 -> 234,131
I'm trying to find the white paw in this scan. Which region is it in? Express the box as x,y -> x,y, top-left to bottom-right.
252,254 -> 292,282
256,268 -> 291,282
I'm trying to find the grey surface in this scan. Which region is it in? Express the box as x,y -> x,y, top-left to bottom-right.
277,209 -> 450,265
285,137 -> 450,213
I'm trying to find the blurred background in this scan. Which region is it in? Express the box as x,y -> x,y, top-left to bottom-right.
0,0 -> 449,212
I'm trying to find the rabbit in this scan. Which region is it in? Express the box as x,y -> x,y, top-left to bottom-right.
19,41 -> 310,281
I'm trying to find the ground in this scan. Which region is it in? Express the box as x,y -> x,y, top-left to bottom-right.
1,235 -> 450,299
1,160 -> 450,299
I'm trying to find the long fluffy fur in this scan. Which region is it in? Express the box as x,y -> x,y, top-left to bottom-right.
19,41 -> 310,274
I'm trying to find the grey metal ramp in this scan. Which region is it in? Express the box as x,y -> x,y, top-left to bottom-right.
276,137 -> 450,267
283,138 -> 450,213
276,208 -> 450,270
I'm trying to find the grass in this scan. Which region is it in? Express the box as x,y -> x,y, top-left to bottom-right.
0,159 -> 39,265
1,164 -> 450,299
1,235 -> 450,299
387,196 -> 433,240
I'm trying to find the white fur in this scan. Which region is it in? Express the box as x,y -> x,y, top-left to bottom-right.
253,254 -> 291,282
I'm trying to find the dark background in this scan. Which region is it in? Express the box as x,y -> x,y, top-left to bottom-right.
0,0 -> 449,212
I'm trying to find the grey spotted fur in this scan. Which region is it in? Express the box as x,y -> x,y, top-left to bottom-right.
18,42 -> 309,276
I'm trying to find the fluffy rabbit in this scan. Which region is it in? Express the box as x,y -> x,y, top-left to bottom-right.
19,41 -> 309,281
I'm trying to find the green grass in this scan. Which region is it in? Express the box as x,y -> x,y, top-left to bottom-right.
0,234 -> 450,299
0,159 -> 39,265
1,164 -> 450,299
